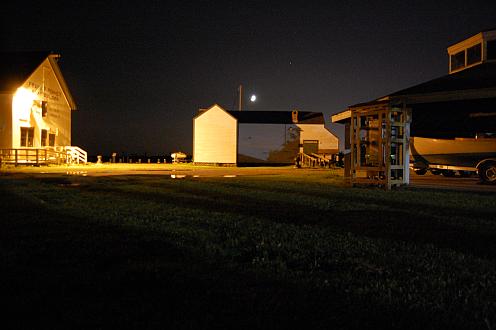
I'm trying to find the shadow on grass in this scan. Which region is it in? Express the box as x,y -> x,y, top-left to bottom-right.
1,174 -> 494,329
1,182 -> 428,330
82,176 -> 496,261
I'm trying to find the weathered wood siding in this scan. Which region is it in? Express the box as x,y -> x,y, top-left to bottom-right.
193,105 -> 237,164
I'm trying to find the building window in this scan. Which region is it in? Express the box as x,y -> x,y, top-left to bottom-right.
466,43 -> 482,65
41,101 -> 48,117
20,127 -> 34,147
48,133 -> 56,147
488,40 -> 496,60
450,51 -> 465,71
41,129 -> 48,147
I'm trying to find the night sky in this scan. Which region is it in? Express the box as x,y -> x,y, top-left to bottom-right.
2,1 -> 496,156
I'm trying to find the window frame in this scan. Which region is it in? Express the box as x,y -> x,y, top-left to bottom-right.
41,129 -> 48,147
466,43 -> 482,66
20,127 -> 34,147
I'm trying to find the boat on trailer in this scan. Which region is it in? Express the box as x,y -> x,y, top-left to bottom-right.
410,136 -> 496,184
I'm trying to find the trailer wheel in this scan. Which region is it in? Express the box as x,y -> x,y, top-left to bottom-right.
479,162 -> 496,184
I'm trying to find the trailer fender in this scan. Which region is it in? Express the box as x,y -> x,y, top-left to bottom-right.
476,158 -> 496,170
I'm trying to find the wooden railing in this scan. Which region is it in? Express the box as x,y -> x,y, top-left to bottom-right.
0,146 -> 87,166
0,148 -> 65,166
296,152 -> 334,168
64,146 -> 87,164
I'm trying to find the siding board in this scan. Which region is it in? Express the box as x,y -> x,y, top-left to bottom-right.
193,105 -> 237,164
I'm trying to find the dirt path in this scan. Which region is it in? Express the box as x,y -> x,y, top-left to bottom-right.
1,163 -> 340,178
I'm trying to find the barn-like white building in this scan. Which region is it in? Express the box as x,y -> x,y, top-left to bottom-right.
193,104 -> 339,165
0,51 -> 86,164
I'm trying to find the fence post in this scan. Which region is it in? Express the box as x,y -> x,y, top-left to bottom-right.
15,149 -> 18,166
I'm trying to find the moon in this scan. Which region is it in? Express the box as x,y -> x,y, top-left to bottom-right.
250,94 -> 257,102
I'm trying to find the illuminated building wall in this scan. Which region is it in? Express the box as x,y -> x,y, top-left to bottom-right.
193,105 -> 339,165
298,124 -> 339,154
0,53 -> 75,149
0,94 -> 13,148
193,104 -> 237,164
238,123 -> 299,163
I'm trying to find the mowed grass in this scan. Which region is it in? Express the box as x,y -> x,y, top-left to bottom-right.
1,171 -> 495,329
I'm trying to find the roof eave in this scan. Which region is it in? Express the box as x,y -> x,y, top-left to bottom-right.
331,110 -> 352,124
390,87 -> 496,104
48,54 -> 77,110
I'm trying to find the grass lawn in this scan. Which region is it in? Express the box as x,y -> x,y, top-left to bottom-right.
1,169 -> 495,329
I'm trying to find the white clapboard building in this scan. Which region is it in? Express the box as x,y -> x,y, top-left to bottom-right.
0,52 -> 86,164
193,104 -> 339,165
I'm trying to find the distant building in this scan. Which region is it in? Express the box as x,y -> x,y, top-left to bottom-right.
193,104 -> 339,165
0,52 -> 86,164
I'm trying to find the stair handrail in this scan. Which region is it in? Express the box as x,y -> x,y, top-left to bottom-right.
65,146 -> 88,164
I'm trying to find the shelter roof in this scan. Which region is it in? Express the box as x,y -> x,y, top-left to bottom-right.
332,62 -> 496,124
386,62 -> 496,98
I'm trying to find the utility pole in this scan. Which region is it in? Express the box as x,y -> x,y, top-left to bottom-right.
238,84 -> 243,111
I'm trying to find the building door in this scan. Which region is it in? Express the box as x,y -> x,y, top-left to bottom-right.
303,140 -> 318,154
20,127 -> 34,147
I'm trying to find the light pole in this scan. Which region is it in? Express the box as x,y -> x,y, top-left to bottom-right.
237,84 -> 256,111
238,84 -> 243,111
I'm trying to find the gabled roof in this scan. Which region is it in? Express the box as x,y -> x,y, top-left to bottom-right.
0,51 -> 77,110
0,51 -> 51,92
194,104 -> 238,121
227,110 -> 324,124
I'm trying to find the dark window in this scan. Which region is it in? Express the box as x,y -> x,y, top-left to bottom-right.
41,101 -> 48,117
466,43 -> 482,65
488,40 -> 496,60
41,129 -> 48,147
20,127 -> 34,147
450,51 -> 465,71
48,133 -> 56,147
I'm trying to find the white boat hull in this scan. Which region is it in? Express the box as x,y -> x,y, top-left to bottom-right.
411,136 -> 496,168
